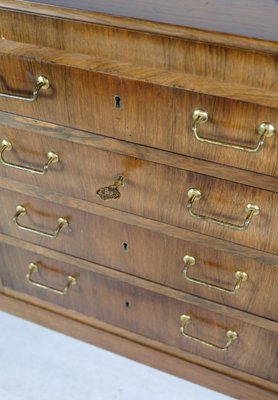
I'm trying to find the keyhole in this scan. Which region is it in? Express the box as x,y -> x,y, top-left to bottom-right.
114,95 -> 121,109
122,242 -> 129,252
125,301 -> 130,308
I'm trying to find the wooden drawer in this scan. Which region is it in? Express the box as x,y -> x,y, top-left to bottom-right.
1,127 -> 278,254
0,188 -> 277,321
0,41 -> 277,178
0,241 -> 277,383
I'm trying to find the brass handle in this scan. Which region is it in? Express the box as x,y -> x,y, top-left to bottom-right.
187,188 -> 260,231
182,255 -> 248,294
96,175 -> 124,200
180,314 -> 237,352
1,140 -> 59,174
13,205 -> 68,238
26,263 -> 76,295
0,75 -> 50,102
192,109 -> 275,152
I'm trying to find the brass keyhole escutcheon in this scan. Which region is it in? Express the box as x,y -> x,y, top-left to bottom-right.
96,175 -> 124,200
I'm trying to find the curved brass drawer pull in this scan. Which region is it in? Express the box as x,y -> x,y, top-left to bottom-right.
0,75 -> 50,102
180,314 -> 238,352
182,255 -> 248,294
13,205 -> 68,238
96,175 -> 124,200
187,188 -> 260,231
192,109 -> 275,152
26,263 -> 76,295
1,140 -> 59,174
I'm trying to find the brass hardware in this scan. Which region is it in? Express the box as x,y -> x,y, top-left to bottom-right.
180,314 -> 237,351
192,109 -> 275,152
182,255 -> 248,294
0,75 -> 50,102
26,263 -> 76,295
13,205 -> 68,238
96,175 -> 124,200
187,188 -> 260,231
0,139 -> 59,174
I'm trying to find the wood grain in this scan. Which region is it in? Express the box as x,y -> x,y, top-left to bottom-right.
1,126 -> 278,254
2,231 -> 277,334
1,295 -> 277,400
0,188 -> 277,320
0,10 -> 278,90
2,176 -> 278,268
1,111 -> 278,194
0,3 -> 277,399
0,41 -> 277,179
1,40 -> 277,108
1,241 -> 278,383
1,0 -> 278,49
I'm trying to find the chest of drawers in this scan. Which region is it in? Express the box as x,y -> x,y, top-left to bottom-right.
0,1 -> 277,399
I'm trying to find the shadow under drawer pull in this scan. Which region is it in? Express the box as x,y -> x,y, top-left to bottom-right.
186,188 -> 260,231
0,75 -> 50,102
26,263 -> 76,295
180,314 -> 238,352
13,205 -> 68,238
192,109 -> 275,153
96,175 -> 124,200
0,139 -> 59,174
182,255 -> 248,294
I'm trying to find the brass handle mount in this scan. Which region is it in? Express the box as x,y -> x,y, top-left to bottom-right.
0,75 -> 50,102
96,175 -> 124,200
27,263 -> 76,295
192,109 -> 275,152
187,188 -> 260,231
183,255 -> 248,294
13,205 -> 68,238
180,314 -> 238,352
0,139 -> 59,174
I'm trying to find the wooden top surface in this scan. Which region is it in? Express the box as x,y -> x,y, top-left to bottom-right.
8,0 -> 278,43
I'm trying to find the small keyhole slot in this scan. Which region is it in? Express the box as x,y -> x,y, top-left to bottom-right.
122,242 -> 129,252
125,301 -> 130,308
114,95 -> 121,109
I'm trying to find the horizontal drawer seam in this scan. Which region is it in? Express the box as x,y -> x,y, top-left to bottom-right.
1,111 -> 278,193
1,177 -> 278,265
1,232 -> 278,332
0,40 -> 277,108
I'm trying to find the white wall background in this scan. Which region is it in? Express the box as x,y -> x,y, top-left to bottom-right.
0,311 -> 234,400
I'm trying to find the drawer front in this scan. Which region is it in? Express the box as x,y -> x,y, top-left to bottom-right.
1,128 -> 278,254
0,42 -> 278,178
0,188 -> 277,321
0,242 -> 277,383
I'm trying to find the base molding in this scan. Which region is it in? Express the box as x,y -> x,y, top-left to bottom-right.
0,293 -> 276,400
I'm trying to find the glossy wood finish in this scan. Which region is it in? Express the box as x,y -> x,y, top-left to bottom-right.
1,241 -> 277,383
0,188 -> 277,320
1,126 -> 278,254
